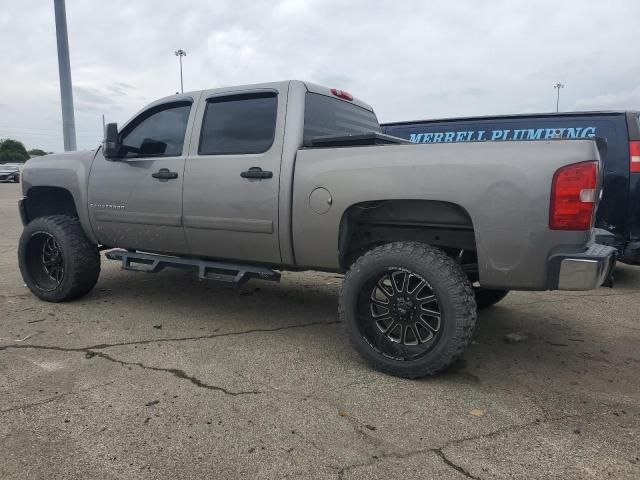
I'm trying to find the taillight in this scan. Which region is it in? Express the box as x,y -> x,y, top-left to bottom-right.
330,88 -> 353,101
549,161 -> 598,230
630,141 -> 640,173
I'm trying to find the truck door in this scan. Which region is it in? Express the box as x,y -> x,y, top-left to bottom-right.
182,87 -> 286,264
88,99 -> 198,255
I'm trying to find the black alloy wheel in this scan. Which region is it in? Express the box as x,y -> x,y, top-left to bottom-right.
25,232 -> 65,291
18,215 -> 101,302
341,242 -> 477,378
359,268 -> 442,361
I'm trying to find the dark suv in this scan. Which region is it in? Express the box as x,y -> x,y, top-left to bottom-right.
383,111 -> 640,264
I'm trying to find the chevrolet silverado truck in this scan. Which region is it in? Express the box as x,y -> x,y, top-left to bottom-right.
17,80 -> 616,378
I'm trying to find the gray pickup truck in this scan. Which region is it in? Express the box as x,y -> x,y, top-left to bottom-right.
17,80 -> 616,377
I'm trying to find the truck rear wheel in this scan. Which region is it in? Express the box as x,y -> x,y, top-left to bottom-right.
340,242 -> 477,378
18,215 -> 100,302
474,288 -> 509,309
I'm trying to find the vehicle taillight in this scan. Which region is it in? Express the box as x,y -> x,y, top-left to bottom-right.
330,88 -> 353,101
549,161 -> 598,230
630,141 -> 640,173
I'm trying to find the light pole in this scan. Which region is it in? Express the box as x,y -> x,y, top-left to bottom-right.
553,82 -> 564,112
54,0 -> 77,151
175,49 -> 186,93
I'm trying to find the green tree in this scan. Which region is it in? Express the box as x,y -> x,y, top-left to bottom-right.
28,148 -> 48,157
0,139 -> 29,163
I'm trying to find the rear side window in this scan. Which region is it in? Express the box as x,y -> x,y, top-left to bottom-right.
303,93 -> 380,146
199,92 -> 278,155
120,102 -> 191,157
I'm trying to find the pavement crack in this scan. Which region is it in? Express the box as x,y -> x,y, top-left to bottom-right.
0,322 -> 344,397
334,409 -> 616,479
236,372 -> 390,452
0,344 -> 260,397
337,459 -> 377,479
0,320 -> 341,353
440,409 -> 602,449
89,350 -> 260,396
335,448 -> 472,479
0,344 -> 84,354
84,320 -> 342,350
433,448 -> 481,479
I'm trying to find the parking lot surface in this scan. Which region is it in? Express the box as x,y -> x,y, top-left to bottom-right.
0,182 -> 639,479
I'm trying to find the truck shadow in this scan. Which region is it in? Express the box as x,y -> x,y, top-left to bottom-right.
91,268 -> 341,326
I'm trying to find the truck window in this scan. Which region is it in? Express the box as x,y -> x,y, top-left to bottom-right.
120,102 -> 191,157
303,93 -> 380,146
198,92 -> 278,155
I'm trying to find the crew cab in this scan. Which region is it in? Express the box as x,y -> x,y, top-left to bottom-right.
17,80 -> 616,378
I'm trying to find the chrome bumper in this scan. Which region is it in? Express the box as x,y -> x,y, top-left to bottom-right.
547,243 -> 617,291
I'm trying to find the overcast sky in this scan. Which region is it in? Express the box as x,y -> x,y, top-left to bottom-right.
1,0 -> 639,152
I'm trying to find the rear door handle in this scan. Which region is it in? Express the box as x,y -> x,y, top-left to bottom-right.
240,167 -> 272,179
152,168 -> 178,180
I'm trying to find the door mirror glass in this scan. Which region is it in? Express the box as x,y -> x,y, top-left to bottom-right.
103,123 -> 120,159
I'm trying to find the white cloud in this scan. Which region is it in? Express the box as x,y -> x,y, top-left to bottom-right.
573,86 -> 640,111
1,0 -> 639,151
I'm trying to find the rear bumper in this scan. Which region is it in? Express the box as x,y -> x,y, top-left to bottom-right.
547,243 -> 617,291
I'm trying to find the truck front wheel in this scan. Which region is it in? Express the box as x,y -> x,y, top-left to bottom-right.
18,215 -> 100,302
340,242 -> 477,378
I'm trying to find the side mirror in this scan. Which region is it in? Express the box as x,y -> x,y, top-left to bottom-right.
103,123 -> 120,159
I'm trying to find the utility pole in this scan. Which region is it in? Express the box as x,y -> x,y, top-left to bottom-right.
553,82 -> 564,112
54,0 -> 77,151
175,49 -> 186,93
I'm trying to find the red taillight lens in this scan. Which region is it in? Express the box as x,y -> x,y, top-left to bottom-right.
549,161 -> 598,230
330,88 -> 353,101
630,141 -> 640,173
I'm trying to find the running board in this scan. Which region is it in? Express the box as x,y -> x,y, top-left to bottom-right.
105,249 -> 280,285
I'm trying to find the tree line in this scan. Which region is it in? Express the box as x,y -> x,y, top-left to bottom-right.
0,139 -> 49,163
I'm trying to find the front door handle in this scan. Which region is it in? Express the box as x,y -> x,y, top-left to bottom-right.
240,167 -> 273,179
152,168 -> 178,180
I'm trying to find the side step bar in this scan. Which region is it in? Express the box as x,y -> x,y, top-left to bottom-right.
105,249 -> 281,285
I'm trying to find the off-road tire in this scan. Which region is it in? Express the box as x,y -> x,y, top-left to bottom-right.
340,242 -> 476,378
18,215 -> 100,302
474,288 -> 509,310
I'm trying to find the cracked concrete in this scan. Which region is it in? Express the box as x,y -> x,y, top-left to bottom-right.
1,182 -> 639,479
433,449 -> 481,480
0,318 -> 342,397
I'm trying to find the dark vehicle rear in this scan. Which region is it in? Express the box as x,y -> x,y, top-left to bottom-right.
382,111 -> 640,264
